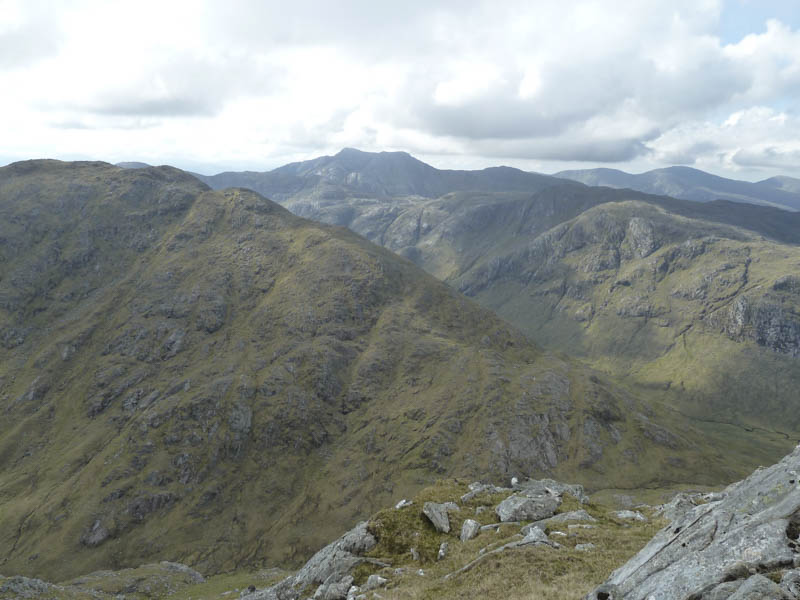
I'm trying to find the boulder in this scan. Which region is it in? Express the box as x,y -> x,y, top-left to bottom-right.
585,444 -> 800,600
422,502 -> 450,533
363,575 -> 387,591
611,510 -> 647,522
496,492 -> 560,522
782,569 -> 800,597
313,574 -> 353,600
516,478 -> 589,503
728,574 -> 791,599
523,509 -> 596,534
460,519 -> 480,542
292,522 -> 376,591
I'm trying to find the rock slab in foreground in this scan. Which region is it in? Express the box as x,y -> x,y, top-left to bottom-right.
585,444 -> 800,600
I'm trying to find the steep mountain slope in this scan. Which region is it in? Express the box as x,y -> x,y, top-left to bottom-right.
194,148 -> 564,207
0,161 -> 735,582
555,165 -> 800,211
456,198 -> 800,434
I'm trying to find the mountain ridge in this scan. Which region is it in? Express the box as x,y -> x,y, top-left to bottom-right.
555,165 -> 800,211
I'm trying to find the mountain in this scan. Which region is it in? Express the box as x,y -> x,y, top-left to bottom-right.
194,148 -> 566,207
115,161 -> 152,169
194,150 -> 800,457
555,165 -> 800,211
758,174 -> 800,194
0,160 -> 738,583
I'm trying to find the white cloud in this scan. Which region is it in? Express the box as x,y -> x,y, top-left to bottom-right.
0,0 -> 798,179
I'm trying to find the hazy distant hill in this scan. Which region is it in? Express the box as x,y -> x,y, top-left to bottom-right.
555,165 -> 800,211
757,175 -> 800,194
0,160 -> 740,582
194,148 -> 565,206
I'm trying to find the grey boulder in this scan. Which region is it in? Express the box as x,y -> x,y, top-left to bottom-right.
423,502 -> 451,533
496,492 -> 560,522
460,519 -> 481,542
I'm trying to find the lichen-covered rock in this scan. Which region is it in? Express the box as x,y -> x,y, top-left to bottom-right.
422,502 -> 450,533
585,444 -> 800,600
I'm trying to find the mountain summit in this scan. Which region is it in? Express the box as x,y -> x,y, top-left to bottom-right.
195,148 -> 564,205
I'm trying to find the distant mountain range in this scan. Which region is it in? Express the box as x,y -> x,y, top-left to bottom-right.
555,166 -> 800,211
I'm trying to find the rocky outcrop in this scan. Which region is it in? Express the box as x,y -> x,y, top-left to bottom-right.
586,444 -> 800,600
723,294 -> 800,357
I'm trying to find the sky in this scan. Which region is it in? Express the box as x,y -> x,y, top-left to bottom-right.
0,0 -> 798,180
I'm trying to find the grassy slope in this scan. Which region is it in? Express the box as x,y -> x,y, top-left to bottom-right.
0,162 -> 721,582
0,480 -> 667,600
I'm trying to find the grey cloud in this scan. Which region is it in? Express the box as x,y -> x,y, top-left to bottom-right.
471,134 -> 655,163
732,147 -> 800,169
73,54 -> 283,118
658,140 -> 720,165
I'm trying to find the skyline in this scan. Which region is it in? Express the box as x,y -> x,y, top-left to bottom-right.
1,0 -> 799,180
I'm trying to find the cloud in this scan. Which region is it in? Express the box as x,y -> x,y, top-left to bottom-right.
0,0 -> 798,179
0,1 -> 63,69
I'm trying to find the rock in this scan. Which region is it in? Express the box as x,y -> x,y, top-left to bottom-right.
346,585 -> 360,600
728,574 -> 791,599
0,576 -> 60,598
518,527 -> 553,546
585,444 -> 800,600
460,519 -> 480,542
575,543 -> 596,551
611,510 -> 647,522
363,575 -> 387,591
159,561 -> 205,583
394,499 -> 412,509
437,542 -> 449,561
293,522 -> 376,591
460,482 -> 511,503
699,581 -> 744,600
313,574 -> 353,600
496,492 -> 560,522
781,569 -> 800,597
410,547 -> 420,561
516,478 -> 589,504
443,501 -> 460,512
422,502 -> 450,533
80,519 -> 110,547
523,509 -> 596,534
